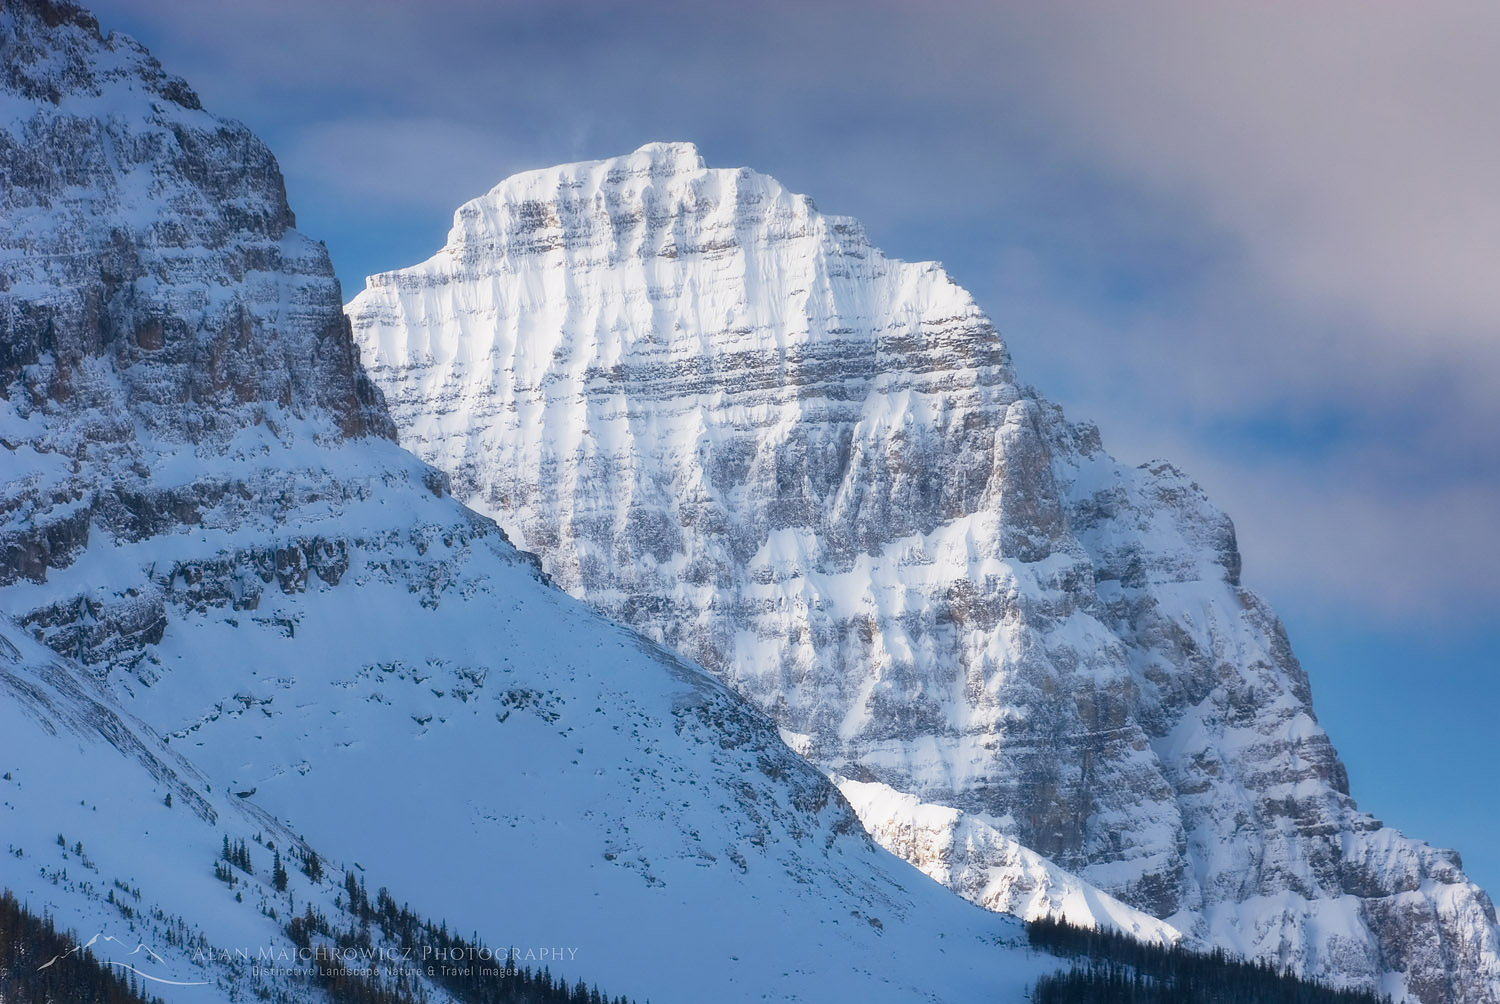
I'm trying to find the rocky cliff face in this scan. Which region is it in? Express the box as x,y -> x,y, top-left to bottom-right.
0,0 -> 390,604
347,142 -> 1500,1004
0,11 -> 1050,1003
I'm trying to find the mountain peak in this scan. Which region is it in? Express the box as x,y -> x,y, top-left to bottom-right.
348,149 -> 1500,1004
474,140 -> 709,205
630,139 -> 707,166
2,0 -> 202,112
360,143 -> 994,390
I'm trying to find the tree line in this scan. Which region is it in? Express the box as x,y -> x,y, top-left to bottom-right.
0,889 -> 163,1004
287,870 -> 636,1004
1027,916 -> 1392,1004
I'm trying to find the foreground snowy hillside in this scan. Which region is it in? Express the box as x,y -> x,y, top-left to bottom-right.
1,613 -> 408,1003
0,4 -> 1058,1002
347,141 -> 1500,1004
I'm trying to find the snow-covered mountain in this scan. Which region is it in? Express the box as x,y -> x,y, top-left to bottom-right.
0,5 -> 1061,1002
347,141 -> 1500,1004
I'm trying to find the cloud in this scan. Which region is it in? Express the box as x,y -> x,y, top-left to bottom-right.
281,117 -> 527,214
1029,1 -> 1500,341
959,2 -> 1500,622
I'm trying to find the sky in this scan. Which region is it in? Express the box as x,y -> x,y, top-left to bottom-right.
83,0 -> 1499,895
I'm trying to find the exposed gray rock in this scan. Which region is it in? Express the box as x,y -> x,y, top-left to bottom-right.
0,0 -> 391,607
347,142 -> 1500,1004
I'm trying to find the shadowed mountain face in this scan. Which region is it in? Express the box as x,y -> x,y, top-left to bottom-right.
0,0 -> 391,598
0,7 -> 1056,1004
347,141 -> 1500,1004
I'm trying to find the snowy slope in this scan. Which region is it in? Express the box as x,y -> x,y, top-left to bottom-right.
3,436 -> 1058,1004
0,515 -> 1055,1004
1,612 -> 350,1003
346,142 -> 1500,1004
0,6 -> 1060,1002
835,776 -> 1184,946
